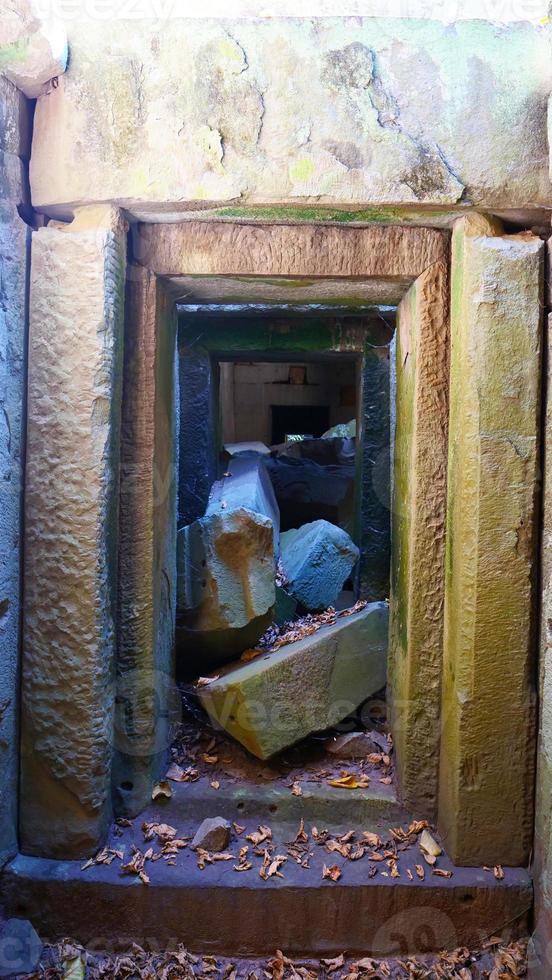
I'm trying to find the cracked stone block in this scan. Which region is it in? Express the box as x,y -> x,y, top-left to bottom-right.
29,19 -> 551,214
177,455 -> 279,668
199,602 -> 388,759
280,519 -> 359,611
0,1 -> 67,97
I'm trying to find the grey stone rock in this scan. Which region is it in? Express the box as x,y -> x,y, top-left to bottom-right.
0,918 -> 42,978
280,520 -> 359,611
274,586 -> 298,627
191,817 -> 231,853
200,602 -> 388,760
177,455 -> 279,668
325,730 -> 389,758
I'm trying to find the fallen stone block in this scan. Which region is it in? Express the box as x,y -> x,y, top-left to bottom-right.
199,602 -> 388,759
177,455 -> 279,668
280,519 -> 359,610
191,817 -> 231,853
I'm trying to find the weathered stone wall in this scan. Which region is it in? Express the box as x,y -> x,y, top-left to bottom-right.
20,206 -> 127,859
438,215 -> 543,867
0,75 -> 31,867
29,18 -> 552,219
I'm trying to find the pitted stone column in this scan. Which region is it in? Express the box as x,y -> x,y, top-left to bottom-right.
113,267 -> 177,817
388,259 -> 449,817
438,214 -> 542,866
21,206 -> 126,859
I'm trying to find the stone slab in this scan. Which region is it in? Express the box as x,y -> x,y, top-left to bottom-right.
1,849 -> 532,956
438,216 -> 543,866
178,345 -> 219,528
199,603 -> 388,759
20,206 -> 126,859
388,259 -> 449,818
280,519 -> 359,611
29,19 -> 552,215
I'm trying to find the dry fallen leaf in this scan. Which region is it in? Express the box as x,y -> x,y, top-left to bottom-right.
432,868 -> 453,878
196,675 -> 220,688
291,781 -> 303,796
233,822 -> 245,835
419,829 -> 442,857
234,846 -> 252,872
260,851 -> 287,880
322,863 -> 342,881
211,780 -> 220,790
321,953 -> 345,972
415,864 -> 425,880
494,865 -> 505,880
152,780 -> 172,801
327,772 -> 370,790
362,832 -> 381,848
202,753 -> 218,765
247,825 -> 272,846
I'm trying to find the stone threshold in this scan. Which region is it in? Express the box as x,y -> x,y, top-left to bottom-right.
1,848 -> 531,957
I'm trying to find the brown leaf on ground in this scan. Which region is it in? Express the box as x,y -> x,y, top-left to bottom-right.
81,847 -> 123,871
233,822 -> 246,835
494,865 -> 505,880
322,863 -> 342,881
260,851 -> 287,879
195,676 -> 220,688
120,847 -> 150,885
142,822 -> 177,843
234,846 -> 253,872
320,953 -> 344,972
291,781 -> 303,796
415,864 -> 425,879
196,848 -> 234,870
362,832 -> 381,848
432,868 -> 453,878
152,780 -> 172,800
202,753 -> 218,764
247,825 -> 272,846
166,762 -> 201,783
210,780 -> 220,790
327,772 -> 369,790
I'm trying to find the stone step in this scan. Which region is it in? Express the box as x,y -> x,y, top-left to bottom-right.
2,850 -> 531,957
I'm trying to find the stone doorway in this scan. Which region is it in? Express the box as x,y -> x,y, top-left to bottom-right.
16,217 -> 541,890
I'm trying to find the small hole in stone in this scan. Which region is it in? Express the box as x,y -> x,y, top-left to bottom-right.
269,803 -> 278,814
229,714 -> 236,721
120,781 -> 134,792
201,559 -> 206,567
459,893 -> 475,903
236,802 -> 245,812
201,579 -> 207,588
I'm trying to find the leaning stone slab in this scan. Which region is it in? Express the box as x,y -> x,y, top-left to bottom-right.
280,519 -> 359,611
199,602 -> 388,759
177,455 -> 279,667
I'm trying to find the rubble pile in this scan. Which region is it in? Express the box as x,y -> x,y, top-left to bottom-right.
176,426 -> 388,760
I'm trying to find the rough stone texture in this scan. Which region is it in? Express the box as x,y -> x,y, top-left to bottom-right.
0,917 -> 42,978
0,75 -> 31,868
114,268 -> 178,818
29,19 -> 552,217
1,848 -> 532,956
207,452 -> 280,553
530,312 -> 552,979
21,206 -> 127,859
0,0 -> 67,98
178,344 -> 219,528
388,259 -> 449,819
437,215 -> 542,867
199,602 -> 388,759
191,817 -> 231,853
177,507 -> 276,669
280,520 -> 359,611
140,222 -> 448,280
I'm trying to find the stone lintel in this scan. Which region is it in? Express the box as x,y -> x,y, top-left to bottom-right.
437,214 -> 543,866
21,205 -> 126,859
136,222 -> 448,280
